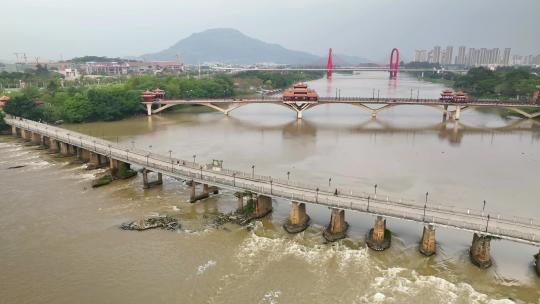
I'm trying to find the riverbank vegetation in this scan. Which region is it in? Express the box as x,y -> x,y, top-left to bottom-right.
1,68 -> 324,124
405,64 -> 540,101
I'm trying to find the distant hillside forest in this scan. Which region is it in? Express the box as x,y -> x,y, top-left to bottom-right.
1,69 -> 323,124
406,64 -> 540,100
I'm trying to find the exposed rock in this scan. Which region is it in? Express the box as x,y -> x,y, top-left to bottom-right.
120,215 -> 180,231
92,174 -> 113,188
7,165 -> 25,169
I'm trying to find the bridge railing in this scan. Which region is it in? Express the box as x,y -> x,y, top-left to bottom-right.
8,117 -> 540,240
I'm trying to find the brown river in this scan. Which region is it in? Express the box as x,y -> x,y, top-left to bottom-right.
1,72 -> 539,303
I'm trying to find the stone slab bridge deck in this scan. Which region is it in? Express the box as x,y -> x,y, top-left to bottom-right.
6,117 -> 540,272
142,97 -> 540,120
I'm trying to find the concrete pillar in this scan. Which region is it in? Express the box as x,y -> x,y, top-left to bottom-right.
109,158 -> 119,176
469,233 -> 492,268
252,194 -> 272,218
203,183 -> 209,194
30,132 -> 41,145
297,110 -> 303,119
455,106 -> 461,120
323,208 -> 347,242
366,216 -> 391,251
146,103 -> 152,116
89,152 -> 100,166
237,194 -> 244,210
535,249 -> 540,277
40,135 -> 47,147
11,126 -> 18,136
283,201 -> 310,233
142,169 -> 162,189
419,224 -> 436,256
79,148 -> 90,162
142,169 -> 149,188
59,142 -> 70,156
49,139 -> 59,153
21,129 -> 31,141
68,144 -> 76,155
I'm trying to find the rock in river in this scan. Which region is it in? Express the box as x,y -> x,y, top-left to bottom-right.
120,215 -> 180,231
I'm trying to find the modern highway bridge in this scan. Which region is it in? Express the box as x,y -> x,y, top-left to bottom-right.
142,96 -> 540,120
6,117 -> 540,271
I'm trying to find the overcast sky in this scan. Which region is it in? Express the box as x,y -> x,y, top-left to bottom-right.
2,0 -> 539,63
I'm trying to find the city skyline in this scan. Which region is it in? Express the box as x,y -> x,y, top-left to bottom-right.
414,45 -> 540,66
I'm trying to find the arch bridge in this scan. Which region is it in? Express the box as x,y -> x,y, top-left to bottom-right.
142,97 -> 540,120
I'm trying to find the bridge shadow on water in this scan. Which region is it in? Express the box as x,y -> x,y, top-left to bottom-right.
218,115 -> 540,146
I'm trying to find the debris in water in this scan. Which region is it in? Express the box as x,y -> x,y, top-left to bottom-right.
120,215 -> 180,231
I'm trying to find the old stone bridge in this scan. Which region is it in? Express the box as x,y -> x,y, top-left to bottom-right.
6,116 -> 540,273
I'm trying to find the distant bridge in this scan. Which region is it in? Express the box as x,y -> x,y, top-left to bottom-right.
142,97 -> 540,120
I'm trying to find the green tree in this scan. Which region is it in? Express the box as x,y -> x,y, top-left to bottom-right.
3,94 -> 43,120
0,111 -> 8,132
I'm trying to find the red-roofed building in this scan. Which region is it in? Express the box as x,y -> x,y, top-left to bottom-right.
0,95 -> 10,111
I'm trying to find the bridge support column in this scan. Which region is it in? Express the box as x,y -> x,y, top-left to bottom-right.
535,249 -> 540,277
283,202 -> 310,233
146,104 -> 152,116
236,192 -> 244,211
49,139 -> 59,153
40,135 -> 48,148
21,129 -> 31,141
296,110 -> 303,119
109,159 -> 137,179
323,208 -> 348,242
59,142 -> 70,156
79,148 -> 90,162
419,224 -> 436,256
142,169 -> 162,189
469,233 -> 492,268
443,105 -> 448,121
87,152 -> 107,169
68,144 -> 76,155
11,126 -> 18,136
30,132 -> 41,145
366,216 -> 391,251
455,106 -> 461,120
252,194 -> 273,219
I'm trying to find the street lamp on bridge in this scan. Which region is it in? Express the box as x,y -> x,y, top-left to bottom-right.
193,154 -> 196,165
374,184 -> 378,197
423,192 -> 429,222
316,187 -> 319,203
287,171 -> 290,183
328,177 -> 332,187
482,200 -> 487,215
485,214 -> 491,233
251,165 -> 255,178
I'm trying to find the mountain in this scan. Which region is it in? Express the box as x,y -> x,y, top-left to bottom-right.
142,28 -> 321,64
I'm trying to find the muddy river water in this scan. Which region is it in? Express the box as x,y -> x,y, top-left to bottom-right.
1,72 -> 539,303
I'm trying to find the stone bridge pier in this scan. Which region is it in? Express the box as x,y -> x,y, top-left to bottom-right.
48,139 -> 60,153
535,249 -> 540,277
283,201 -> 310,233
323,208 -> 348,242
419,224 -> 436,256
109,159 -> 137,180
366,216 -> 391,251
30,132 -> 41,145
189,181 -> 218,203
470,233 -> 492,268
142,168 -> 162,189
87,152 -> 108,169
252,194 -> 273,219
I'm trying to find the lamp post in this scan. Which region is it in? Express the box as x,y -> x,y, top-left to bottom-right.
374,184 -> 378,197
485,214 -> 490,232
367,195 -> 370,212
328,177 -> 332,187
270,179 -> 273,195
316,187 -> 319,203
482,200 -> 487,215
108,144 -> 112,157
233,172 -> 236,187
251,165 -> 255,178
193,154 -> 196,165
287,171 -> 290,182
200,165 -> 203,179
93,140 -> 96,151
423,192 -> 429,222
146,153 -> 150,166
125,149 -> 129,161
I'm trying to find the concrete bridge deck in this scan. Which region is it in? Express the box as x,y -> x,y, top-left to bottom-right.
142,97 -> 540,119
7,117 -> 540,247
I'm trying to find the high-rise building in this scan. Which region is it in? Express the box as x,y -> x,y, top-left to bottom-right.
414,50 -> 428,62
431,46 -> 441,64
502,48 -> 511,65
456,46 -> 466,65
444,46 -> 453,65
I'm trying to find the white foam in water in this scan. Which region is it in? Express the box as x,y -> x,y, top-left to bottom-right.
363,267 -> 515,304
259,290 -> 282,304
197,260 -> 216,275
236,222 -> 371,273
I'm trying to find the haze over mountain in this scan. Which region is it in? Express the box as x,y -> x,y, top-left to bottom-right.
142,28 -> 370,65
